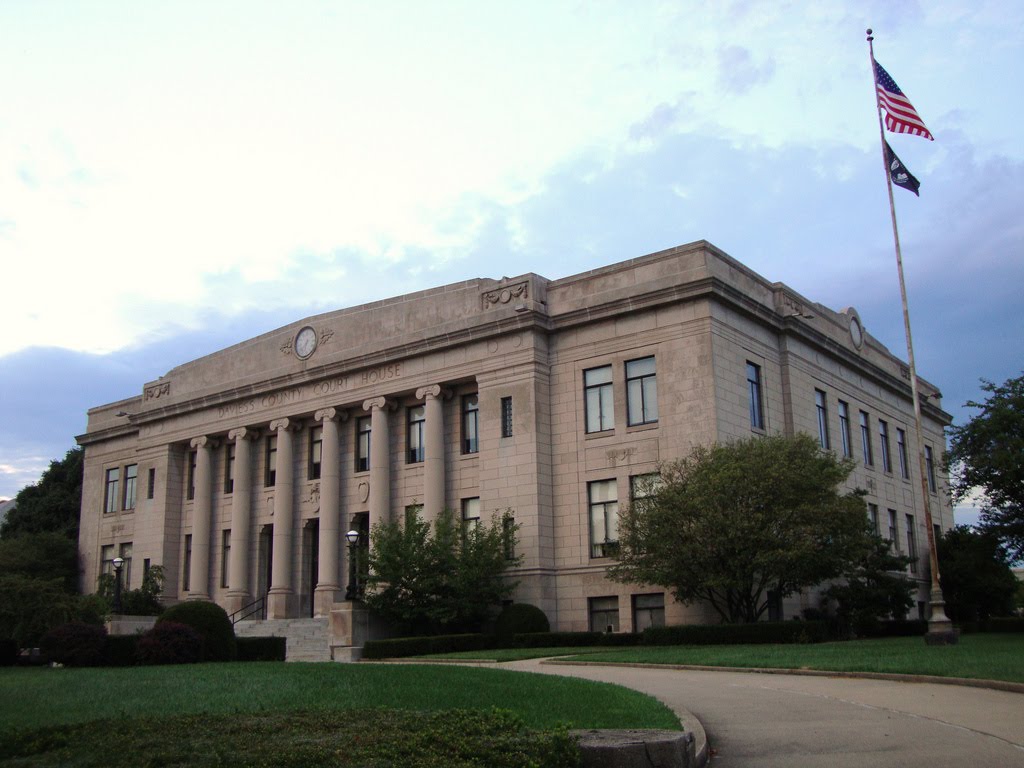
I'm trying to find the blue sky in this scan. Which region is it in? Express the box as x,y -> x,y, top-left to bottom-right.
2,1 -> 1022,524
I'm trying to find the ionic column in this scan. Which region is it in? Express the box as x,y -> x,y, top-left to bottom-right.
268,418 -> 301,619
188,436 -> 218,601
416,385 -> 448,521
363,397 -> 394,526
226,427 -> 258,615
314,408 -> 347,616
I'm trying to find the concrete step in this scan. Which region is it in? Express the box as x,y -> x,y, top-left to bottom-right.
234,618 -> 331,662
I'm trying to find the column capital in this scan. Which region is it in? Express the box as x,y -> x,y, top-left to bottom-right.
190,435 -> 219,450
415,384 -> 451,401
315,407 -> 349,423
363,396 -> 396,412
228,426 -> 260,442
269,417 -> 302,433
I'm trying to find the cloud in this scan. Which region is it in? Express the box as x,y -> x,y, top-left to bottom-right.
717,46 -> 776,94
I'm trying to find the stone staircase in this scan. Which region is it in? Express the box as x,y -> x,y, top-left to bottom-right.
234,618 -> 332,662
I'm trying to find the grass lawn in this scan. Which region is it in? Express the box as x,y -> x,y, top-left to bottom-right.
430,634 -> 1024,683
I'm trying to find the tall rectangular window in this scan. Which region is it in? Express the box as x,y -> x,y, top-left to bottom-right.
500,396 -> 513,438
187,449 -> 197,499
221,529 -> 231,588
897,428 -> 909,479
888,509 -> 899,551
859,411 -> 873,467
502,512 -> 516,560
356,416 -> 371,472
224,443 -> 235,494
868,503 -> 880,536
408,405 -> 426,463
879,420 -> 892,473
815,390 -> 830,449
838,401 -> 852,457
461,497 -> 481,534
122,464 -> 138,511
404,504 -> 423,526
924,445 -> 937,492
265,435 -> 277,487
100,544 -> 115,577
104,467 -> 120,513
632,593 -> 666,632
588,596 -> 620,633
147,467 -> 156,500
182,534 -> 192,591
588,479 -> 619,558
629,473 -> 662,510
747,362 -> 764,430
584,365 -> 614,433
905,515 -> 918,574
462,395 -> 479,454
626,357 -> 658,426
309,425 -> 323,480
119,542 -> 133,590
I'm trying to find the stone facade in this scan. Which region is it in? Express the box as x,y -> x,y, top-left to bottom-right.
77,241 -> 954,632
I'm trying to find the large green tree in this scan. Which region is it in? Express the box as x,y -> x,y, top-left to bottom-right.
937,525 -> 1018,623
364,508 -> 520,635
824,536 -> 916,635
610,433 -> 873,624
946,374 -> 1024,560
0,447 -> 83,540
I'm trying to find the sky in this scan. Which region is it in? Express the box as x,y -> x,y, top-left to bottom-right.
2,1 -> 1022,526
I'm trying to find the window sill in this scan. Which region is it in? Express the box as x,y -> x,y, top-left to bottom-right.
584,429 -> 615,441
626,421 -> 659,433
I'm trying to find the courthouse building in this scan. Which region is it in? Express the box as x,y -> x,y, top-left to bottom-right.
77,241 -> 953,636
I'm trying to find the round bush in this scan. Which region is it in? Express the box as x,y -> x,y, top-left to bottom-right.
136,621 -> 203,665
40,622 -> 108,667
156,601 -> 237,661
493,603 -> 550,645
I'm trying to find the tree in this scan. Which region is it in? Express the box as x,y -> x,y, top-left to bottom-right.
0,531 -> 79,593
610,433 -> 873,624
937,525 -> 1018,624
946,374 -> 1024,560
364,508 -> 520,635
824,536 -> 915,635
0,447 -> 83,540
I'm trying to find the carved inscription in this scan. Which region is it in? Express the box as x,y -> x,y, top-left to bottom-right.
145,382 -> 171,400
218,388 -> 304,419
361,363 -> 402,385
482,281 -> 528,308
313,378 -> 351,396
607,447 -> 638,467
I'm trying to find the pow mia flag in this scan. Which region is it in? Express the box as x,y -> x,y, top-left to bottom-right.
884,141 -> 921,196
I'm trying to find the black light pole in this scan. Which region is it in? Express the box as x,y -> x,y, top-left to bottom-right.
112,557 -> 125,614
344,529 -> 362,600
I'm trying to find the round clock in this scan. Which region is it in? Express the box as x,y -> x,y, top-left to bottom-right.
294,326 -> 318,360
849,315 -> 864,350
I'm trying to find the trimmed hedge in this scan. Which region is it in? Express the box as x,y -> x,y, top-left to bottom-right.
362,634 -> 489,660
494,604 -> 550,646
104,634 -> 141,667
157,601 -> 236,661
40,623 -> 108,667
0,638 -> 19,666
237,636 -> 287,662
137,621 -> 204,665
642,620 -> 831,646
982,617 -> 1024,633
513,631 -> 641,648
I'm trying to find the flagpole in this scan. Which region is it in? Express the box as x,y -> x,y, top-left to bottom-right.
866,29 -> 956,644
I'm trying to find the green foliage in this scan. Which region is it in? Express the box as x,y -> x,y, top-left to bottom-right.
0,575 -> 82,646
611,433 -> 875,623
494,603 -> 551,645
0,447 -> 83,540
825,535 -> 916,636
236,636 -> 287,662
642,620 -> 832,645
98,565 -> 166,616
137,621 -> 204,665
103,634 -> 140,667
947,374 -> 1024,560
364,508 -> 521,635
0,531 -> 79,593
938,525 -> 1018,623
157,601 -> 237,661
39,622 -> 107,667
514,632 -> 641,648
362,633 -> 490,659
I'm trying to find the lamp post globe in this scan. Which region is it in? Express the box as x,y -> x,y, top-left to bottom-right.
112,557 -> 125,615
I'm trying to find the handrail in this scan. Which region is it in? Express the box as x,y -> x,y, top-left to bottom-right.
229,595 -> 266,625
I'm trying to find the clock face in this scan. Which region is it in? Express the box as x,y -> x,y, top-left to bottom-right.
295,326 -> 318,359
849,316 -> 864,350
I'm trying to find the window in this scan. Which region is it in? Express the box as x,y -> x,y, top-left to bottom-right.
462,395 -> 479,454
501,396 -> 513,438
356,416 -> 371,472
897,428 -> 909,479
815,390 -> 830,449
584,365 -> 614,433
225,443 -> 235,494
187,449 -> 197,499
408,405 -> 426,463
404,504 -> 423,526
309,425 -> 323,480
104,468 -> 120,513
879,420 -> 892,473
588,479 -> 619,558
502,512 -> 516,560
868,503 -> 879,536
121,464 -> 138,511
629,473 -> 662,511
632,593 -> 665,632
626,357 -> 658,426
147,467 -> 156,500
119,542 -> 133,589
100,544 -> 115,577
182,534 -> 192,591
859,411 -> 873,466
905,515 -> 918,574
221,529 -> 231,588
747,362 -> 764,430
461,497 -> 480,533
838,401 -> 852,458
265,435 -> 277,487
588,596 -> 620,633
924,445 -> 937,493
887,509 -> 899,551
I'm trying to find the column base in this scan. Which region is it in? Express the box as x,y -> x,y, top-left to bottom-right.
186,592 -> 211,602
313,585 -> 342,617
925,589 -> 959,645
267,589 -> 297,619
225,591 -> 254,618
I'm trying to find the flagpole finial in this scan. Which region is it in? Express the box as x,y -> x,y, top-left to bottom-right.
866,28 -> 874,41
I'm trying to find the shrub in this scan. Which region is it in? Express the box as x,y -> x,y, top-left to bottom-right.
156,601 -> 236,661
237,636 -> 287,662
136,622 -> 203,665
104,635 -> 141,667
0,638 -> 18,666
40,622 -> 108,667
362,633 -> 489,659
493,603 -> 550,646
981,617 -> 1024,633
642,620 -> 831,646
510,631 -> 643,648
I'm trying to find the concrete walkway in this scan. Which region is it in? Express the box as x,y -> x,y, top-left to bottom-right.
501,659 -> 1024,767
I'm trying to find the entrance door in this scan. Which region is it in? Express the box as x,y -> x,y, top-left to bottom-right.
302,520 -> 320,617
257,524 -> 273,616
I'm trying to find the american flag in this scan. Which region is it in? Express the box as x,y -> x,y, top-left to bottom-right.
873,59 -> 934,140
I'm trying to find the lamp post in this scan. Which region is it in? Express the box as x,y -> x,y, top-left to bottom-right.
112,557 -> 125,614
344,529 -> 363,600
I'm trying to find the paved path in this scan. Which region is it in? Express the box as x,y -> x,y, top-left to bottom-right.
502,659 -> 1024,767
